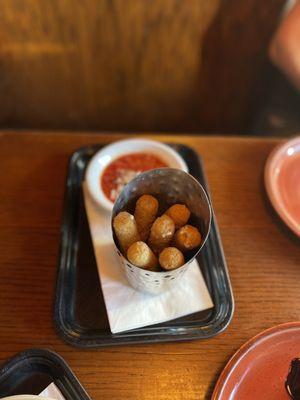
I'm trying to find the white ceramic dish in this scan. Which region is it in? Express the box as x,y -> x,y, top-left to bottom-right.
265,136 -> 300,237
85,138 -> 188,211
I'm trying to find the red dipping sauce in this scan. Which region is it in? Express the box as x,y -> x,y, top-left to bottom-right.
101,152 -> 168,202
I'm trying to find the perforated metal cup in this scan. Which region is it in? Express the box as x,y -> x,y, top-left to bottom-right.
111,168 -> 212,294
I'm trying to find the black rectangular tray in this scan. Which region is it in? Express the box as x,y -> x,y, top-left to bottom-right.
0,348 -> 91,398
54,143 -> 234,347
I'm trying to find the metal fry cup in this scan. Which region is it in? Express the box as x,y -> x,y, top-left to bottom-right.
111,168 -> 212,294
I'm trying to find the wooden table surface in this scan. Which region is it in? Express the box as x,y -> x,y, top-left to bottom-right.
0,131 -> 299,400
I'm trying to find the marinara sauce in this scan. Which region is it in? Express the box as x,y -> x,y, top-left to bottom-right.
101,152 -> 167,202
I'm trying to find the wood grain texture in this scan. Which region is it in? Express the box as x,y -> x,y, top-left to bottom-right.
0,131 -> 300,399
0,0 -> 285,134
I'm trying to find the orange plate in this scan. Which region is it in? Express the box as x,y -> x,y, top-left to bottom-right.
265,136 -> 300,237
212,322 -> 300,399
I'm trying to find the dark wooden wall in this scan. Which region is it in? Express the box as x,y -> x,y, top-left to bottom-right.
0,0 -> 285,133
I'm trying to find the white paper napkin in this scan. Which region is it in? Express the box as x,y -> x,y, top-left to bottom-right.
39,382 -> 65,399
83,183 -> 213,333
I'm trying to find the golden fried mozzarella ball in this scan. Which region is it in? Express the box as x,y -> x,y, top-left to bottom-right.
174,225 -> 202,252
113,211 -> 140,253
165,204 -> 191,229
134,194 -> 159,241
159,247 -> 185,270
127,241 -> 158,271
148,214 -> 175,254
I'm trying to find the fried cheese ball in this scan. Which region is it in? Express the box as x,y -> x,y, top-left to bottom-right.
134,194 -> 159,241
165,204 -> 191,229
127,241 -> 158,271
113,211 -> 141,253
174,224 -> 202,252
159,247 -> 185,270
148,214 -> 175,254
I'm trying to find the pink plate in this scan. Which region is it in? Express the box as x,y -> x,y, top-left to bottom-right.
212,322 -> 300,399
265,136 -> 300,237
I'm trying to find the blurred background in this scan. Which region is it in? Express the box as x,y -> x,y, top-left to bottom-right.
0,0 -> 299,136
